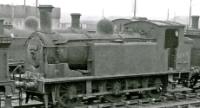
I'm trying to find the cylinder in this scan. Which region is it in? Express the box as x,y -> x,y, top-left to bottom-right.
191,16 -> 199,29
71,13 -> 81,29
38,5 -> 54,33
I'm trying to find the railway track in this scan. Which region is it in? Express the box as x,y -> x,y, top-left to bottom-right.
1,91 -> 200,108
2,86 -> 200,108
62,88 -> 200,108
7,97 -> 200,108
74,95 -> 200,108
13,103 -> 44,108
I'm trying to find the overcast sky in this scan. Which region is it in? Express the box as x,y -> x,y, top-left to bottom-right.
0,0 -> 199,20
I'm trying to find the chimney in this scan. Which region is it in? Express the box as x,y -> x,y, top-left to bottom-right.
38,5 -> 54,33
191,16 -> 199,29
71,13 -> 81,29
0,19 -> 4,35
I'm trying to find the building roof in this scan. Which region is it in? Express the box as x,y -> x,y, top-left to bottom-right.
150,20 -> 184,27
124,20 -> 185,27
112,17 -> 148,23
112,18 -> 131,22
0,4 -> 60,19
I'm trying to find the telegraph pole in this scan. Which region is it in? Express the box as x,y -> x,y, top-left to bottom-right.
24,0 -> 26,11
188,0 -> 192,29
36,0 -> 38,7
133,0 -> 137,17
24,0 -> 26,6
167,8 -> 169,21
36,0 -> 39,17
102,9 -> 105,18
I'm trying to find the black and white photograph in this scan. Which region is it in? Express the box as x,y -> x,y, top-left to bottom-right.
0,0 -> 200,108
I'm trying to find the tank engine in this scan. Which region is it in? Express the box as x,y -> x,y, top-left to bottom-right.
17,5 -> 193,108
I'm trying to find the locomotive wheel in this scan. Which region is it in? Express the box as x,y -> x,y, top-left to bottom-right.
148,78 -> 162,98
113,81 -> 121,95
56,84 -> 79,108
126,79 -> 140,89
189,73 -> 200,88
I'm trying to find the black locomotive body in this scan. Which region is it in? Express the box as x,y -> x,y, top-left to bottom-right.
6,5 -> 192,108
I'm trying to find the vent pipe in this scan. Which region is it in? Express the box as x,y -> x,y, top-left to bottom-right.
38,5 -> 54,33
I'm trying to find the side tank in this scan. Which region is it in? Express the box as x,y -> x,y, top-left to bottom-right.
26,31 -> 139,71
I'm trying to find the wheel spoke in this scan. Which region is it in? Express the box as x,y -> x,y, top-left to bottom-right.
56,84 -> 78,107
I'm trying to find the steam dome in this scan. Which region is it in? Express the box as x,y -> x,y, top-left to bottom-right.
25,16 -> 39,31
97,18 -> 113,34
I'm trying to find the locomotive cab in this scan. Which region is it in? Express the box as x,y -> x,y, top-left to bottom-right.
123,20 -> 190,71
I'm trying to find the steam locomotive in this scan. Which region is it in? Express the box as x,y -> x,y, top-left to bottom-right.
0,4 -> 194,108
6,5 -> 191,108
